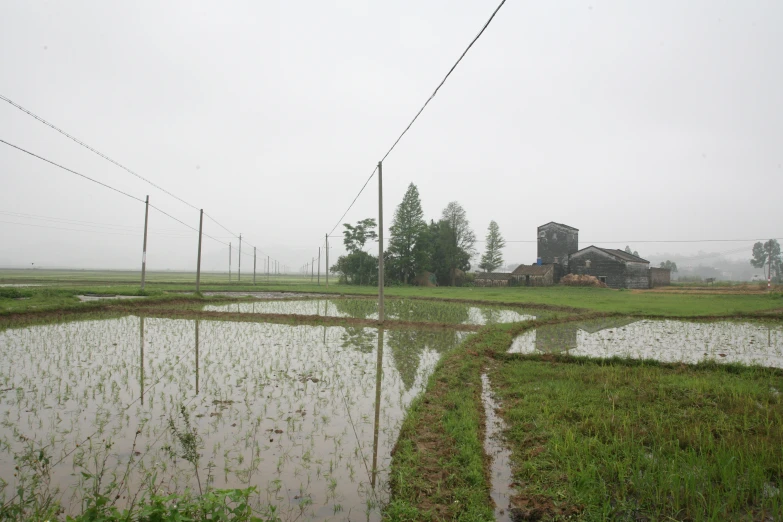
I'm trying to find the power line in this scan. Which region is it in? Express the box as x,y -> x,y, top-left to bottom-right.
0,140 -> 232,248
0,209 -> 191,234
1,139 -> 145,203
0,93 -> 200,211
380,0 -> 507,163
0,219 -> 189,238
327,0 -> 507,237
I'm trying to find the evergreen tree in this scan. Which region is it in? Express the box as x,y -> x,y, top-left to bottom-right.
439,202 -> 476,285
388,183 -> 426,284
479,221 -> 505,272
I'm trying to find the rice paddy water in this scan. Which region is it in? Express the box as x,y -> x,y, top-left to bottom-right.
204,298 -> 547,325
509,318 -> 783,367
0,316 -> 470,520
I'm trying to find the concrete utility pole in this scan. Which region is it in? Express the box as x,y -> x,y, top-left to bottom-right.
196,209 -> 203,293
311,258 -> 315,282
325,234 -> 329,288
769,244 -> 773,292
141,195 -> 150,290
318,247 -> 321,285
377,162 -> 384,322
267,255 -> 270,284
238,233 -> 242,282
253,247 -> 256,285
229,242 -> 232,283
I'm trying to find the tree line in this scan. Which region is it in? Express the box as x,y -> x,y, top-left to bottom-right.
330,183 -> 506,286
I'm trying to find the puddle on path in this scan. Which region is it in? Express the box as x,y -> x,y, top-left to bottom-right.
76,294 -> 147,302
0,317 -> 471,520
205,298 -> 546,325
509,318 -> 783,367
481,373 -> 515,522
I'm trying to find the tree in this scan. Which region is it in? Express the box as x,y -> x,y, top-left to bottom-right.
343,218 -> 377,254
440,202 -> 476,285
660,260 -> 678,272
625,245 -> 640,257
330,218 -> 379,285
479,221 -> 505,272
751,239 -> 782,282
388,183 -> 426,284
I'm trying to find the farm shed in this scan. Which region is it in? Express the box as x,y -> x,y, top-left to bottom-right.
511,264 -> 554,286
649,267 -> 671,287
568,246 -> 651,289
474,272 -> 513,287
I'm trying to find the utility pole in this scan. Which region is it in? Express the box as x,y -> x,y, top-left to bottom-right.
238,233 -> 242,282
325,234 -> 329,288
318,247 -> 321,285
141,195 -> 150,290
196,209 -> 203,293
311,257 -> 315,283
229,242 -> 232,283
267,255 -> 270,284
769,244 -> 773,292
253,247 -> 257,285
377,161 -> 384,322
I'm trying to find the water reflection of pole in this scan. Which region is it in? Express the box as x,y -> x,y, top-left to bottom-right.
371,327 -> 384,489
139,316 -> 145,405
195,319 -> 200,395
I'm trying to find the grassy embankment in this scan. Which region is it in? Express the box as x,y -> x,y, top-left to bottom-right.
386,317 -> 783,521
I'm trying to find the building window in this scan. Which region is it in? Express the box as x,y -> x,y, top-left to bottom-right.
553,233 -> 558,240
598,276 -> 607,283
585,260 -> 591,268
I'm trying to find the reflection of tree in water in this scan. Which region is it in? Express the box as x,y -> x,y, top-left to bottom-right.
340,326 -> 376,354
330,299 -> 377,319
386,299 -> 470,325
534,318 -> 641,354
387,329 -> 462,391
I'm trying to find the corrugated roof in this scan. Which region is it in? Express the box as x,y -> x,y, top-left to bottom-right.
537,221 -> 579,232
511,264 -> 553,276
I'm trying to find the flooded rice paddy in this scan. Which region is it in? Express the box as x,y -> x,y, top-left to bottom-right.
509,318 -> 783,367
204,298 -> 549,325
0,316 -> 470,520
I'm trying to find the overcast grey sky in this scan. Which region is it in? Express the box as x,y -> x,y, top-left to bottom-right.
1,1 -> 781,272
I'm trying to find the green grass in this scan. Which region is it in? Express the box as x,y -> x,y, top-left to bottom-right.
492,357 -> 783,521
3,268 -> 783,317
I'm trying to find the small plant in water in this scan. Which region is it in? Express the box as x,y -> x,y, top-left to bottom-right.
166,404 -> 204,495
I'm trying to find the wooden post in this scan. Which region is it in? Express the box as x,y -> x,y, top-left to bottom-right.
141,195 -> 149,290
377,161 -> 384,322
195,209 -> 203,293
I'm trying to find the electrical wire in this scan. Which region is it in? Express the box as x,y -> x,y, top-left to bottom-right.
326,0 -> 507,238
0,139 -> 145,203
0,219 -> 192,239
0,93 -> 200,211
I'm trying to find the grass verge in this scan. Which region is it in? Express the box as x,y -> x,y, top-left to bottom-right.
491,356 -> 783,521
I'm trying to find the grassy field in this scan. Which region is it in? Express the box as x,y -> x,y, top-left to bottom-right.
2,270 -> 783,521
2,269 -> 782,317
